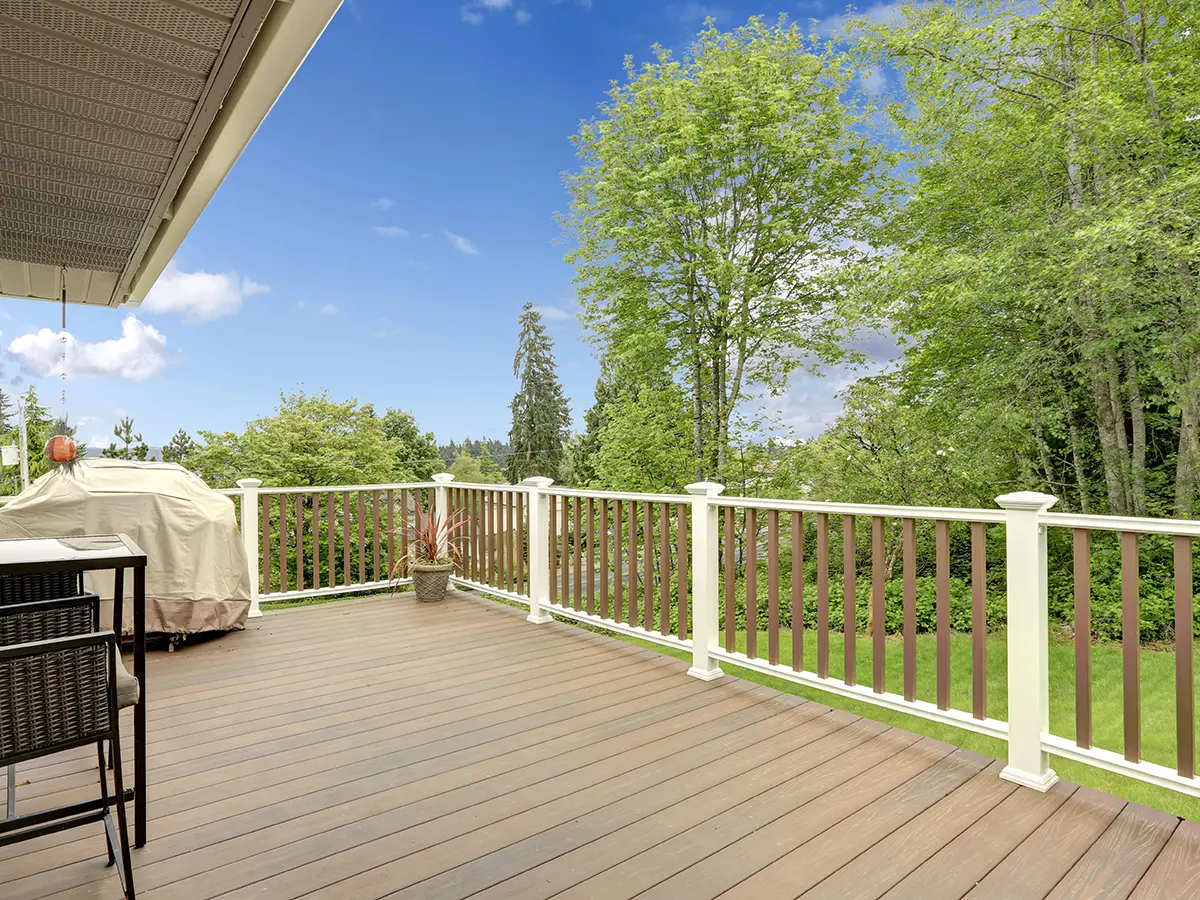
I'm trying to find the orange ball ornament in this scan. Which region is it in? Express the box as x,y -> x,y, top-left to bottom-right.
44,434 -> 77,465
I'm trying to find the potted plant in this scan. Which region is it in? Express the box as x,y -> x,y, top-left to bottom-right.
393,507 -> 468,602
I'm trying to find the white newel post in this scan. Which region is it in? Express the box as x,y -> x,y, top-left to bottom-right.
236,478 -> 263,618
431,473 -> 455,557
686,481 -> 725,681
996,490 -> 1059,791
523,477 -> 554,624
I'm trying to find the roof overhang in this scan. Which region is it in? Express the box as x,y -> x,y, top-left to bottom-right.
0,0 -> 342,310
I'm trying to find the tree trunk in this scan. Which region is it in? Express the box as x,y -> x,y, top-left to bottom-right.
1061,387 -> 1092,514
1125,350 -> 1147,516
1089,368 -> 1129,516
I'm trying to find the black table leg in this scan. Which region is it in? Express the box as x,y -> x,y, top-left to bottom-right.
133,565 -> 146,848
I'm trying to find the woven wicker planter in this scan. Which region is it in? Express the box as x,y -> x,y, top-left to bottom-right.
410,563 -> 452,603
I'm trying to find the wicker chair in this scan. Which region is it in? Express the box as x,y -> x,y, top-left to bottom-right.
0,626 -> 136,898
1,576 -> 139,819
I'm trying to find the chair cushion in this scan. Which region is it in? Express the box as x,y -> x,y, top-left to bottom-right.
114,660 -> 140,709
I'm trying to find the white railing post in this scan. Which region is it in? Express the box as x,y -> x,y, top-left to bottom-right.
996,490 -> 1059,791
686,481 -> 725,681
236,478 -> 263,618
431,473 -> 454,556
523,477 -> 554,623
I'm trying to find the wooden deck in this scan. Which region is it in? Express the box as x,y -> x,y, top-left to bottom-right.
3,591 -> 1200,900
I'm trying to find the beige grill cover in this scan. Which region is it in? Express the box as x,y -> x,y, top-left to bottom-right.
0,460 -> 251,635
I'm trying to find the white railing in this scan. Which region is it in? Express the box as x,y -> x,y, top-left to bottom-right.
213,476 -> 1200,800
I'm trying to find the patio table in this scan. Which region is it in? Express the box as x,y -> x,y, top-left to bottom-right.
0,534 -> 149,847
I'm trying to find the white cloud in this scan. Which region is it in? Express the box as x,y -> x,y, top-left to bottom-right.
373,226 -> 409,238
515,9 -> 532,23
532,304 -> 571,321
461,7 -> 485,23
462,0 -> 532,24
481,0 -> 512,7
320,304 -> 339,316
141,262 -> 269,323
370,197 -> 394,211
8,317 -> 169,382
443,230 -> 479,255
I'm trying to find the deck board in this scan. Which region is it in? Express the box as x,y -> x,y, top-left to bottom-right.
0,590 -> 1196,900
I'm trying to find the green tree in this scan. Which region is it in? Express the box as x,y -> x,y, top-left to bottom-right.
506,302 -> 571,483
857,0 -> 1200,516
592,381 -> 695,493
565,16 -> 889,480
447,452 -> 486,484
478,444 -> 504,482
102,416 -> 148,460
381,408 -> 442,480
188,389 -> 403,488
162,429 -> 199,466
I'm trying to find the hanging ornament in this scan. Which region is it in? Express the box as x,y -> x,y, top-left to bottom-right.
46,268 -> 78,472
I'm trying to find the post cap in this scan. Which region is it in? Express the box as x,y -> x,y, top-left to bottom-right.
431,473 -> 455,483
235,478 -> 263,488
995,491 -> 1058,512
685,481 -> 726,497
521,476 -> 555,488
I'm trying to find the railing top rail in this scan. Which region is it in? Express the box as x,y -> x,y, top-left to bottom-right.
542,486 -> 688,505
225,482 -> 438,496
1042,511 -> 1200,537
712,495 -> 1007,523
450,482 -> 528,494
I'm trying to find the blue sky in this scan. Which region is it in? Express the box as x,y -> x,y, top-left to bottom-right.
1,0 -> 877,450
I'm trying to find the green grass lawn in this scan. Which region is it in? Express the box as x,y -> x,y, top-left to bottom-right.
610,625 -> 1200,821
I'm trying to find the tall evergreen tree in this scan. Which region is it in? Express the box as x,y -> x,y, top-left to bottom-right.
103,416 -> 147,460
0,389 -> 12,434
162,429 -> 199,465
506,302 -> 571,483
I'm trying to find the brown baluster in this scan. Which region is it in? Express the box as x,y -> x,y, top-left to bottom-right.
628,500 -> 638,627
1176,535 -> 1195,779
573,497 -> 583,611
872,516 -> 885,693
902,517 -> 917,702
746,507 -> 758,660
398,489 -> 409,579
767,509 -> 780,665
260,493 -> 270,593
600,499 -> 610,619
972,522 -> 987,720
279,494 -> 288,592
548,494 -> 558,604
386,489 -> 395,580
677,503 -> 689,640
660,503 -> 671,634
816,512 -> 828,678
935,520 -> 950,709
724,506 -> 735,652
587,497 -> 596,615
560,494 -> 570,603
844,515 -> 856,686
312,494 -> 321,589
614,500 -> 623,621
516,491 -> 525,595
792,511 -> 804,672
357,492 -> 366,584
326,492 -> 335,588
643,501 -> 654,631
1122,531 -> 1140,762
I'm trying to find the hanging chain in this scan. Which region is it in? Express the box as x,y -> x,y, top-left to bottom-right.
60,266 -> 68,420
